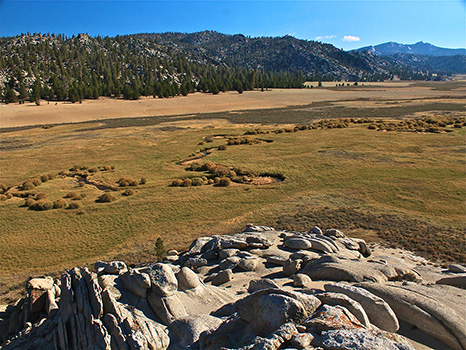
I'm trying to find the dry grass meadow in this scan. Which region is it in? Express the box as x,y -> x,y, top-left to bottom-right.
0,80 -> 465,302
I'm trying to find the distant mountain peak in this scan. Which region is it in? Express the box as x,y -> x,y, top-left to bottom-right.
354,41 -> 466,56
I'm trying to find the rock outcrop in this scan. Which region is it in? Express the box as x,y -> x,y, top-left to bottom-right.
2,224 -> 465,350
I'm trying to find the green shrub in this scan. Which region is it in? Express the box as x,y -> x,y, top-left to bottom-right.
182,178 -> 192,187
139,178 -> 147,185
97,193 -> 116,203
218,145 -> 227,150
68,202 -> 81,209
53,199 -> 69,209
155,237 -> 166,261
368,124 -> 377,130
171,179 -> 183,186
40,174 -> 49,182
191,178 -> 203,186
21,181 -> 35,191
123,189 -> 135,196
218,178 -> 231,187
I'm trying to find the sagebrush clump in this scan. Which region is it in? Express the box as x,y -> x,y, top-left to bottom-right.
97,193 -> 116,203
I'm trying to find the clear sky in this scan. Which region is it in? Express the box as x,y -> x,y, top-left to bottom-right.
1,0 -> 465,50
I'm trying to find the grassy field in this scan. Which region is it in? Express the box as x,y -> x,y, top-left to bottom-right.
0,91 -> 465,303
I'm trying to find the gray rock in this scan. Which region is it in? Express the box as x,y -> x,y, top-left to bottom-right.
339,238 -> 361,251
284,237 -> 313,250
176,267 -> 201,291
98,274 -> 122,300
149,263 -> 178,297
200,250 -> 218,261
147,291 -> 188,325
293,273 -> 313,288
220,237 -> 248,250
290,250 -> 322,263
167,249 -> 179,256
212,269 -> 233,286
325,228 -> 345,238
359,282 -> 466,350
449,264 -> 466,273
283,259 -> 302,276
307,237 -> 338,253
121,269 -> 151,298
185,257 -> 208,269
248,278 -> 280,293
315,292 -> 371,328
304,304 -> 365,333
302,256 -> 388,283
238,258 -> 259,271
325,282 -> 399,333
187,237 -> 213,256
436,274 -> 466,289
244,225 -> 275,233
309,226 -> 323,235
219,256 -> 240,270
266,255 -> 288,266
290,332 -> 315,349
168,315 -> 223,349
235,289 -> 320,336
219,248 -> 239,259
316,329 -> 415,350
94,260 -> 128,275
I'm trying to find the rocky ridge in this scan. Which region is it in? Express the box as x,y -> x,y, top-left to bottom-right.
1,225 -> 465,350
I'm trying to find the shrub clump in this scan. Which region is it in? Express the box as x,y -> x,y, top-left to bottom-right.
182,178 -> 192,187
118,177 -> 139,187
139,178 -> 147,185
25,198 -> 36,207
191,178 -> 203,186
97,193 -> 117,203
0,183 -> 8,194
68,201 -> 81,209
218,145 -> 227,151
171,179 -> 183,187
31,199 -> 53,211
36,192 -> 47,200
53,198 -> 69,209
218,178 -> 231,187
123,189 -> 135,196
21,181 -> 35,191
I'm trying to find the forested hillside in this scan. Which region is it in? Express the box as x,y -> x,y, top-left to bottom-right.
0,31 -> 461,104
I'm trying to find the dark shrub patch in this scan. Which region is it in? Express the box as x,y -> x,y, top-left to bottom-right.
53,199 -> 69,209
182,178 -> 192,187
68,202 -> 81,209
218,178 -> 231,187
123,189 -> 135,196
97,193 -> 116,203
191,178 -> 203,186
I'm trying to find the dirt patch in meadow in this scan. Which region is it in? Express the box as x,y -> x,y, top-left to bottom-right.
1,81 -> 465,128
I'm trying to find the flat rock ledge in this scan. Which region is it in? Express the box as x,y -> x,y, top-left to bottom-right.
1,224 -> 465,350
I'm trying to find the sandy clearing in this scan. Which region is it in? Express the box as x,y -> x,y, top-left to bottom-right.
1,84 -> 464,128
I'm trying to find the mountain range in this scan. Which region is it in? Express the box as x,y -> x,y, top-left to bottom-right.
0,31 -> 465,103
354,41 -> 466,56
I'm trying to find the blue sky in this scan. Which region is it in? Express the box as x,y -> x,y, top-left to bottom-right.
1,0 -> 465,50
